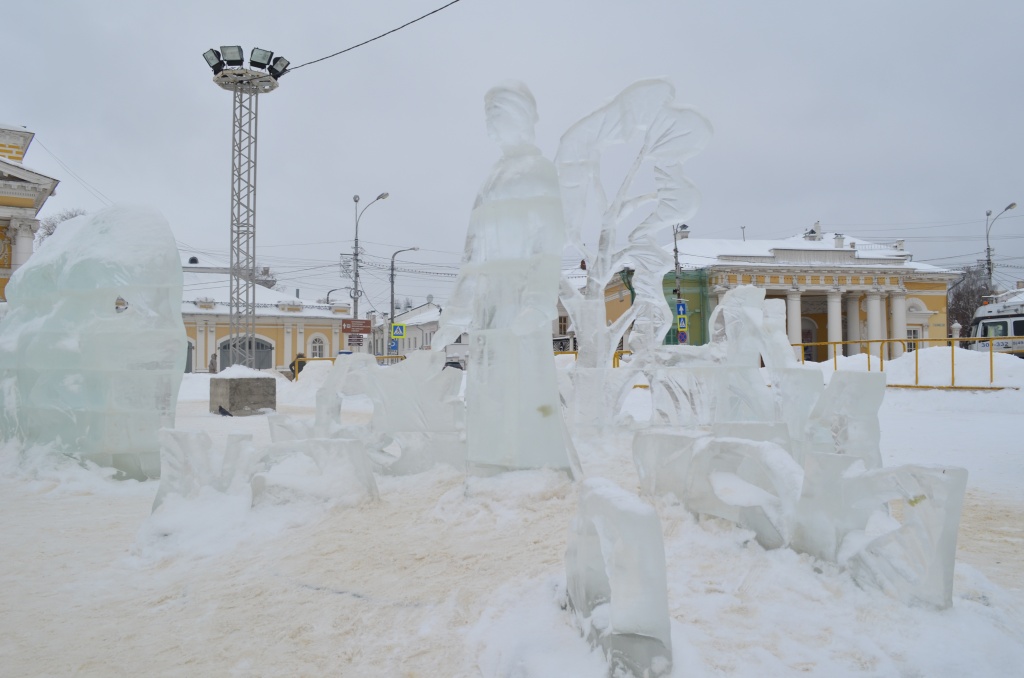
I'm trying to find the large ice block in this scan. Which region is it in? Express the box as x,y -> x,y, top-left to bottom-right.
805,371 -> 886,468
842,465 -> 968,609
634,433 -> 803,549
433,82 -> 576,476
566,478 -> 672,677
0,205 -> 186,479
314,352 -> 379,436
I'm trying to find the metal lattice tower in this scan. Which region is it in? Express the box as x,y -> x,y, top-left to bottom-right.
213,69 -> 278,368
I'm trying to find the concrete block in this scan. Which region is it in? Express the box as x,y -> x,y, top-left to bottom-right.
210,376 -> 277,416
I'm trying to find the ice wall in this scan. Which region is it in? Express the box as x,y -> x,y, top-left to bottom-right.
434,81 -> 576,476
0,205 -> 186,479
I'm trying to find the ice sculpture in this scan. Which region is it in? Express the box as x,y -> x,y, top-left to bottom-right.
805,371 -> 886,469
341,351 -> 466,474
153,430 -> 259,510
0,205 -> 186,479
633,431 -> 803,549
251,437 -> 378,506
842,465 -> 968,608
566,478 -> 672,677
433,81 -> 576,476
314,352 -> 379,437
556,79 -> 712,370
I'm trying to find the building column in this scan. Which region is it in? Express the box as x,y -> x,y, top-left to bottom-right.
890,290 -> 908,358
297,323 -> 305,356
845,293 -> 861,356
284,324 -> 293,365
197,320 -> 207,371
332,324 -> 340,356
207,324 -> 218,365
10,219 -> 38,270
786,289 -> 802,359
827,289 -> 843,359
866,291 -> 883,360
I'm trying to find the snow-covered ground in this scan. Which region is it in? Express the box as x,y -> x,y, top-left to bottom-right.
1,352 -> 1023,676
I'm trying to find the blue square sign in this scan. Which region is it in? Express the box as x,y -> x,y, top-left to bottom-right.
676,301 -> 688,316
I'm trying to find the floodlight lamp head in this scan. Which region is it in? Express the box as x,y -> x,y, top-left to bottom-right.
250,47 -> 274,70
220,45 -> 244,66
377,192 -> 389,200
203,49 -> 224,74
268,56 -> 290,80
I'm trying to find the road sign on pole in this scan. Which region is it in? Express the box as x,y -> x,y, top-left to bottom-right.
676,301 -> 688,316
678,330 -> 688,344
389,338 -> 398,352
391,324 -> 406,339
677,315 -> 688,331
348,333 -> 364,346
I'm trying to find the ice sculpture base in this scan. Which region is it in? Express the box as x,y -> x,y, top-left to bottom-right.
210,376 -> 276,416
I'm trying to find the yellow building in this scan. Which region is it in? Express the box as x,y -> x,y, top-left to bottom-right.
0,124 -> 59,299
182,254 -> 359,372
604,227 -> 957,360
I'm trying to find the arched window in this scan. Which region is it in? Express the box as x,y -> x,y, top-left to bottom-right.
310,336 -> 326,358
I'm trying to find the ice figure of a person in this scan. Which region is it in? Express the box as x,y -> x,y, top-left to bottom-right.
434,82 -> 576,475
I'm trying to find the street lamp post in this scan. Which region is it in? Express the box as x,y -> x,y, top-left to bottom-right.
985,202 -> 1017,290
389,246 -> 419,354
350,192 -> 389,322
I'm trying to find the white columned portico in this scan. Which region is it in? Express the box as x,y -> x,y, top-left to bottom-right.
786,289 -> 802,358
866,291 -> 883,359
827,289 -> 843,359
845,293 -> 861,356
890,290 -> 908,358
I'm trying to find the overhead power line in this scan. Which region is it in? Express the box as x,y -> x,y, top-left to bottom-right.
287,0 -> 464,73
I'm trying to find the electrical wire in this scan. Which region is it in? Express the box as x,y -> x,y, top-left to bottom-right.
286,0 -> 465,73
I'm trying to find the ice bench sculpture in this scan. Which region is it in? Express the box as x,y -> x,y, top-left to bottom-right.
566,478 -> 672,677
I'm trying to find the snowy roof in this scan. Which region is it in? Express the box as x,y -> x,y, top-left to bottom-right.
669,231 -> 953,274
0,122 -> 28,133
181,252 -> 347,320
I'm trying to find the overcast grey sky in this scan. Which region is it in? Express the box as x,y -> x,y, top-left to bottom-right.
7,1 -> 1024,310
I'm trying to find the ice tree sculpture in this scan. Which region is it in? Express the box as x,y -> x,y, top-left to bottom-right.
556,79 -> 712,370
433,81 -> 577,476
0,205 -> 186,479
566,478 -> 672,677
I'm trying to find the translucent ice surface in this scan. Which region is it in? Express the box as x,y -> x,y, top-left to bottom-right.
842,465 -> 968,609
566,478 -> 672,677
434,82 -> 575,476
806,371 -> 886,468
153,430 -> 259,510
0,205 -> 186,479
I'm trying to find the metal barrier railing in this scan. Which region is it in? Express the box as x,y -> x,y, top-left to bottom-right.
793,335 -> 1024,389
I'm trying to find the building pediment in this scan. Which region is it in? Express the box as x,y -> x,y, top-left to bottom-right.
0,158 -> 58,216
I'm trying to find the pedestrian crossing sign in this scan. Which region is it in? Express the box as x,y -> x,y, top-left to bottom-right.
391,324 -> 406,339
677,316 -> 688,331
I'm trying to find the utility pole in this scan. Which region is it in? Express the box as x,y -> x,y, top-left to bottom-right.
985,202 -> 1017,290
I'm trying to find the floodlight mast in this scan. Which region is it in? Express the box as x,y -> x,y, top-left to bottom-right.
203,46 -> 286,368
